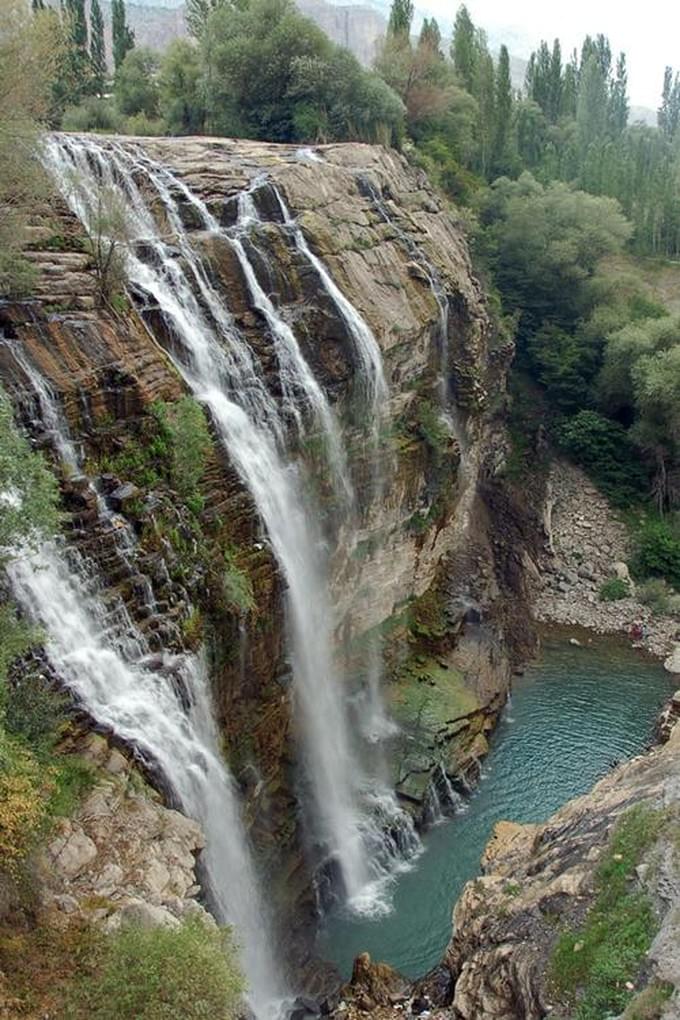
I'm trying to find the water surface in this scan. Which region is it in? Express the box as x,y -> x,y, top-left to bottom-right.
319,633 -> 676,978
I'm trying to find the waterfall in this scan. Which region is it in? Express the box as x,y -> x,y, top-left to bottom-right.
4,342 -> 285,1015
43,134 -> 416,913
272,186 -> 388,418
8,545 -> 286,1018
7,340 -> 81,472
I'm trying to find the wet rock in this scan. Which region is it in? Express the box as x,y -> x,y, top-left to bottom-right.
109,481 -> 140,512
346,953 -> 408,1009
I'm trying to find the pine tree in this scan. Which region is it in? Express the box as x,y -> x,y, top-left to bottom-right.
90,0 -> 106,94
387,0 -> 413,39
112,0 -> 135,71
451,5 -> 477,93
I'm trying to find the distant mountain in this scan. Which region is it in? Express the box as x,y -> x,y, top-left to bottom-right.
630,105 -> 657,127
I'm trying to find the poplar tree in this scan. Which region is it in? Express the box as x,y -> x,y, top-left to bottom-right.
451,5 -> 477,92
418,17 -> 441,54
492,43 -> 513,174
89,0 -> 106,94
608,52 -> 629,136
387,0 -> 413,39
577,54 -> 607,153
658,66 -> 680,141
112,0 -> 135,71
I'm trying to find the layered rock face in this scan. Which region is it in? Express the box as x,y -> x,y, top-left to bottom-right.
1,135 -> 518,945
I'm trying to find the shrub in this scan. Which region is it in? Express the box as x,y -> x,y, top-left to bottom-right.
61,97 -> 122,133
631,516 -> 680,590
599,578 -> 630,602
151,398 -> 211,506
65,916 -> 244,1020
0,732 -> 54,873
4,670 -> 66,755
638,578 -> 680,616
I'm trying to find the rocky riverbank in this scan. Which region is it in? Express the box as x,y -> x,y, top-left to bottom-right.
534,460 -> 680,667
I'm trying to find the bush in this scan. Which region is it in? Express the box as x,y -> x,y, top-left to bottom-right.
65,916 -> 244,1019
61,97 -> 122,133
631,516 -> 680,590
0,732 -> 54,873
557,410 -> 649,506
599,578 -> 630,602
638,578 -> 680,616
4,670 -> 66,755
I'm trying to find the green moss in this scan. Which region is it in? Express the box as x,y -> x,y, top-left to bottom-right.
222,547 -> 255,614
391,656 -> 479,736
549,805 -> 667,1020
48,757 -> 98,818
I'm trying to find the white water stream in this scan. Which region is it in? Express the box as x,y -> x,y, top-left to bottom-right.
9,544 -> 287,1018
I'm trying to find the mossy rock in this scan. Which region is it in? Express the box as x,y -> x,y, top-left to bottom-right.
390,657 -> 479,736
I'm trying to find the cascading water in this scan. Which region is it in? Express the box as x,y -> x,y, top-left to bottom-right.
6,340 -> 80,472
43,134 -> 417,912
4,343 -> 285,1015
9,545 -> 286,1018
359,173 -> 477,524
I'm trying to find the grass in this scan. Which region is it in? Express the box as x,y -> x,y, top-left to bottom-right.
622,982 -> 674,1019
549,805 -> 667,1020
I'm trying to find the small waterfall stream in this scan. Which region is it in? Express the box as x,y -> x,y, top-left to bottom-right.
9,544 -> 287,1018
43,135 -> 417,918
4,346 -> 286,1015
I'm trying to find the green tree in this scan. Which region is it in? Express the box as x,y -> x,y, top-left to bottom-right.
89,0 -> 106,95
608,52 -> 628,136
492,44 -> 513,175
0,0 -> 61,294
114,46 -> 159,117
159,39 -> 205,133
577,54 -> 608,154
476,173 -> 632,338
450,4 -> 478,93
418,17 -> 441,54
658,66 -> 680,140
112,0 -> 135,71
387,0 -> 413,39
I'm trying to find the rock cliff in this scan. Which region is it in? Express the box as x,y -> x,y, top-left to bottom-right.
1,135 -> 519,964
441,702 -> 680,1019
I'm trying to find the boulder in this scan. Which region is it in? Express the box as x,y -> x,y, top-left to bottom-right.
346,952 -> 408,1009
665,646 -> 680,675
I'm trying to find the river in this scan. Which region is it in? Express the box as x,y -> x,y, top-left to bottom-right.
318,631 -> 676,978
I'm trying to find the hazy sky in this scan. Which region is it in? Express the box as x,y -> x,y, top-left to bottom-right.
421,0 -> 680,108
